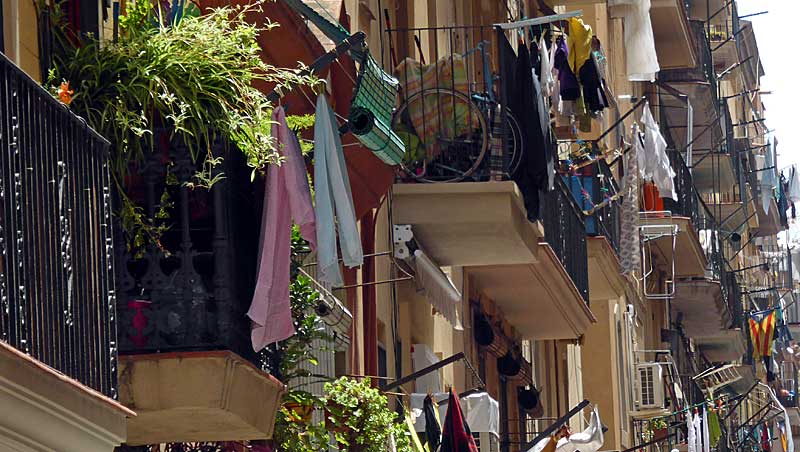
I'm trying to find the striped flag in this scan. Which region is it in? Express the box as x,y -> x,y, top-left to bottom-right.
749,310 -> 777,359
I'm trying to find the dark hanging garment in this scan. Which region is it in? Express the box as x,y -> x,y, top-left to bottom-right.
440,390 -> 479,452
424,395 -> 442,452
578,57 -> 608,113
499,36 -> 542,220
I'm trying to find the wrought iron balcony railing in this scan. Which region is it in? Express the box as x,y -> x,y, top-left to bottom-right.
0,52 -> 117,397
114,131 -> 267,369
542,177 -> 590,305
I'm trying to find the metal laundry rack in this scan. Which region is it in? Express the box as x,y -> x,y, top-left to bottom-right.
640,211 -> 679,299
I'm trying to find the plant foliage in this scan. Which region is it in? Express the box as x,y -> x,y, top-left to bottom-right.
46,0 -> 313,248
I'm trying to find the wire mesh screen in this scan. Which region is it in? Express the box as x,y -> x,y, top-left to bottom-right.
349,53 -> 406,165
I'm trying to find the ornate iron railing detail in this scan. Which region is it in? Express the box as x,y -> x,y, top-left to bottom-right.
541,178 -> 590,304
114,130 -> 265,369
0,51 -> 117,397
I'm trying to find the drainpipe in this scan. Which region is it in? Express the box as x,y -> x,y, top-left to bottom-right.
362,211 -> 378,381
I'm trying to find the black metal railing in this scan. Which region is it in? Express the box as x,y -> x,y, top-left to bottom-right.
114,130 -> 267,370
591,160 -> 622,256
541,178 -> 590,304
664,149 -> 702,228
0,52 -> 117,397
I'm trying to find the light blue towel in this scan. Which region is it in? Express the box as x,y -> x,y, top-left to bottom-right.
314,94 -> 363,287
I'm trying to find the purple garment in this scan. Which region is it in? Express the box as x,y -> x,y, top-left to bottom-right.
554,37 -> 580,101
247,106 -> 317,352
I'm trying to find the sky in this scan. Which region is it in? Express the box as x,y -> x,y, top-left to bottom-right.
736,0 -> 799,171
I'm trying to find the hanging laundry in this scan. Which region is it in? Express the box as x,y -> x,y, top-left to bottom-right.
314,94 -> 363,287
701,405 -> 710,452
424,394 -> 442,452
568,17 -> 593,75
500,35 -> 549,220
247,106 -> 317,352
440,389 -> 479,452
554,35 -> 581,114
708,408 -> 722,448
641,103 -> 676,200
787,166 -> 800,204
554,406 -> 604,452
608,0 -> 660,81
539,36 -> 556,104
578,54 -> 609,114
591,37 -> 617,111
687,410 -> 697,452
761,137 -> 778,213
692,413 -> 702,452
619,125 -> 642,275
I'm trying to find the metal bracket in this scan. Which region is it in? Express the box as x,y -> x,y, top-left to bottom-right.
393,224 -> 416,260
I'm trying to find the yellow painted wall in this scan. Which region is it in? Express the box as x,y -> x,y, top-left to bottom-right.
3,0 -> 41,81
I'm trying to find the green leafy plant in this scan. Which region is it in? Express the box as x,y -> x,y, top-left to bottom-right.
45,0 -> 315,246
649,418 -> 668,430
323,377 -> 412,452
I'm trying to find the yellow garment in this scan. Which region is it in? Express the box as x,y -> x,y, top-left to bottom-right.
568,17 -> 593,74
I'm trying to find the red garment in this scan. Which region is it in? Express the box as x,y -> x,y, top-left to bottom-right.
440,390 -> 479,452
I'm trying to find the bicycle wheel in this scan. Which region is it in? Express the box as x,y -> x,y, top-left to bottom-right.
503,110 -> 523,177
393,88 -> 488,183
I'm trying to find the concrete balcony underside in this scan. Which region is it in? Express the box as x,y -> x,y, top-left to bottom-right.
392,182 -> 543,267
753,197 -> 783,237
467,244 -> 596,340
659,82 -> 721,152
0,342 -> 132,452
692,151 -> 736,193
695,330 -> 746,363
119,350 -> 285,445
671,279 -> 730,337
651,0 -> 697,70
710,36 -> 739,70
642,216 -> 707,279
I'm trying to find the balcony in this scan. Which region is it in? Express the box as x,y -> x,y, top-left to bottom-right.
709,17 -> 740,70
651,0 -> 697,70
644,152 -> 708,280
391,182 -> 542,266
465,178 -> 595,340
114,132 -> 285,444
0,52 -> 132,450
567,160 -> 627,300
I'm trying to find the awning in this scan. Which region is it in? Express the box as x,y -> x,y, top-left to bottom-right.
409,392 -> 500,438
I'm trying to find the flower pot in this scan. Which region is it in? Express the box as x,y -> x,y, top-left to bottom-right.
653,428 -> 668,442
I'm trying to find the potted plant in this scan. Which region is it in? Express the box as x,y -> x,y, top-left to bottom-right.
650,418 -> 668,441
323,377 -> 411,452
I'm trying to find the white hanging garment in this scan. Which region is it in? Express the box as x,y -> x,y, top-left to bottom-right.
687,412 -> 697,452
702,407 -> 710,452
540,37 -> 556,102
641,103 -> 676,200
788,166 -> 800,204
608,0 -> 660,81
413,250 -> 463,330
693,413 -> 703,452
554,406 -> 605,452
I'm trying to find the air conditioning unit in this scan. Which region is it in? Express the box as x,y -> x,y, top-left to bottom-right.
636,363 -> 666,409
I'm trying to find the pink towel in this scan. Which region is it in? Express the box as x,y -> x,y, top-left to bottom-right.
247,106 -> 316,351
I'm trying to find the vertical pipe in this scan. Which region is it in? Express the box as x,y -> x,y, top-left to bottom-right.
362,211 -> 378,381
